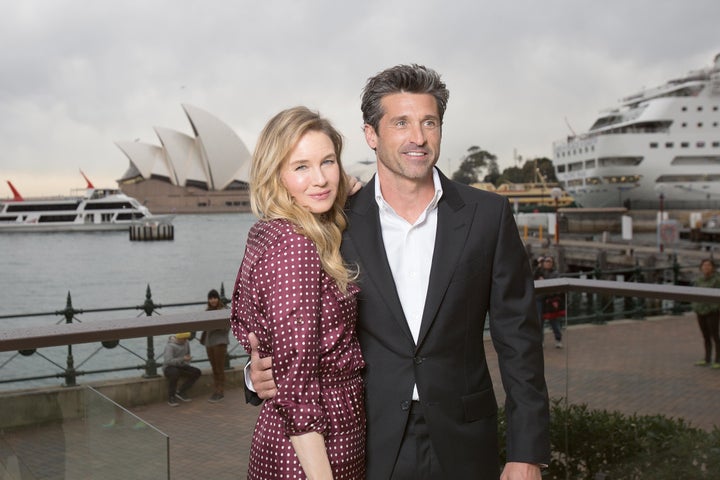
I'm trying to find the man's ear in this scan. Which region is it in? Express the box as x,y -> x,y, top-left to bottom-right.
363,124 -> 378,151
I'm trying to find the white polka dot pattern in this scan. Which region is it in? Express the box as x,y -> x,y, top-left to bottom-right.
231,219 -> 366,479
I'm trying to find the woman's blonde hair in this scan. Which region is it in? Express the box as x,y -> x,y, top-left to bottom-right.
250,106 -> 355,292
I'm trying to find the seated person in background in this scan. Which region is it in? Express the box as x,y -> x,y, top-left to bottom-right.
163,332 -> 201,407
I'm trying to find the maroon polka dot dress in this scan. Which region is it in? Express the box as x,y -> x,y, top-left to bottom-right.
231,219 -> 366,479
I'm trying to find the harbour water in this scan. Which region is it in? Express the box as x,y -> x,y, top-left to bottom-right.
0,213 -> 256,390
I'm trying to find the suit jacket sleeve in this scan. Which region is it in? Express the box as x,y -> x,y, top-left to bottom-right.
489,198 -> 550,463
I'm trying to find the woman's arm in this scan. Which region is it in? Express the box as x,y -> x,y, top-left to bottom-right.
290,431 -> 333,480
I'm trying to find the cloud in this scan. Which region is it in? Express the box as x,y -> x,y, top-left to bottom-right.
1,0 -> 718,196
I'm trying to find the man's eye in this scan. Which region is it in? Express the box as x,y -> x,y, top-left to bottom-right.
395,120 -> 407,127
424,120 -> 437,128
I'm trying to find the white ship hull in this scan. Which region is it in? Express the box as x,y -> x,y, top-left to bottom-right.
553,54 -> 720,210
0,187 -> 173,233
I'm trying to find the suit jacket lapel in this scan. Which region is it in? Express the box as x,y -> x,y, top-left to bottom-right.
416,174 -> 475,347
345,179 -> 414,342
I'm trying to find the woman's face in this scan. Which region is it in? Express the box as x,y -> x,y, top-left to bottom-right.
281,130 -> 340,214
701,261 -> 715,276
208,297 -> 219,308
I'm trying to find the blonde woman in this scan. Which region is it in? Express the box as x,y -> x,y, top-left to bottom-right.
231,106 -> 365,479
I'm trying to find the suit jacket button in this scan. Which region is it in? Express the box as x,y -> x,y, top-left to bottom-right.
401,400 -> 410,411
414,356 -> 424,365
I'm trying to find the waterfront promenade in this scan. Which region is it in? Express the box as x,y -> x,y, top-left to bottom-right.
120,311 -> 718,480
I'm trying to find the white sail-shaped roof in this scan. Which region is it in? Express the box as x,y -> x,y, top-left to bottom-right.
182,104 -> 251,190
117,104 -> 251,191
153,127 -> 202,187
115,142 -> 167,179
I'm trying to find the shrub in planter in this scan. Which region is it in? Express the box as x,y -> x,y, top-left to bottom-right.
497,398 -> 720,479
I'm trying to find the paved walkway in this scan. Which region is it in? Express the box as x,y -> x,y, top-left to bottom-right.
4,312 -> 719,479
126,311 -> 720,480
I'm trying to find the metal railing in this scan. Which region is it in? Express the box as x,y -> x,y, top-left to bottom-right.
0,284 -> 247,388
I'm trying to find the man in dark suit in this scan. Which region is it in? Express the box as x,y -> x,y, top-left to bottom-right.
249,64 -> 550,479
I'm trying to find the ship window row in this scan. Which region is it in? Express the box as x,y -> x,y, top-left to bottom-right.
604,175 -> 641,184
650,141 -> 720,149
556,145 -> 596,158
582,121 -> 672,138
38,215 -> 78,223
670,156 -> 720,166
84,202 -> 135,210
681,105 -> 719,112
5,202 -> 81,213
555,156 -> 641,173
116,213 -> 146,221
561,176 -> 640,188
656,174 -> 720,182
680,122 -> 720,128
563,173 -> 720,188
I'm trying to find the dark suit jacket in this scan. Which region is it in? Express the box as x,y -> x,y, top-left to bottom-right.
341,171 -> 550,479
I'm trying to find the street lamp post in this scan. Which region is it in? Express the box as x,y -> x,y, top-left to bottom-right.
551,187 -> 562,246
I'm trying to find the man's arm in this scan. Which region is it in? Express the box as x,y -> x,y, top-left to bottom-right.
244,332 -> 277,404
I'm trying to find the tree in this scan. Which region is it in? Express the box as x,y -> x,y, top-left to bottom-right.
483,156 -> 501,184
451,146 -> 497,185
496,157 -> 558,185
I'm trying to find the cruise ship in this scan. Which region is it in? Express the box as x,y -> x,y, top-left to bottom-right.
553,53 -> 720,209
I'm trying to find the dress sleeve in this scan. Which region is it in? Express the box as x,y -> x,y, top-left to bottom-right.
256,232 -> 328,437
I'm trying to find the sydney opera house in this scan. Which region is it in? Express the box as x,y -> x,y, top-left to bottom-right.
116,104 -> 252,214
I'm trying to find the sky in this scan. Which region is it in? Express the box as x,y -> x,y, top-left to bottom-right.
1,0 -> 719,197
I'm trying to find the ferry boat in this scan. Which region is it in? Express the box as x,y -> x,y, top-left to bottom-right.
0,179 -> 173,233
553,53 -> 720,209
471,181 -> 575,212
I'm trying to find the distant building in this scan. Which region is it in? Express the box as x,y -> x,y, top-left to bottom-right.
116,104 -> 252,214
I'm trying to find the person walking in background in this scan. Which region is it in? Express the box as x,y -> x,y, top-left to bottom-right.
691,258 -> 720,369
248,65 -> 550,479
200,289 -> 230,403
163,332 -> 201,407
536,256 -> 564,348
231,106 -> 366,479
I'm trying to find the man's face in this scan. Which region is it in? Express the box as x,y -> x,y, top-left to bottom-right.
364,92 -> 441,182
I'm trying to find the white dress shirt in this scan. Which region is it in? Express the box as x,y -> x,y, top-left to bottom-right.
374,168 -> 443,400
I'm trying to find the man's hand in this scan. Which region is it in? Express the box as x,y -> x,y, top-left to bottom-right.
346,174 -> 363,196
500,462 -> 542,480
248,332 -> 277,400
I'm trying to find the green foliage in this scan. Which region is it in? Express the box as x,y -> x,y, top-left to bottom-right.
497,399 -> 720,479
495,157 -> 558,185
451,146 -> 497,185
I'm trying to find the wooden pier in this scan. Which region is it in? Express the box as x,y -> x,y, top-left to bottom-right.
128,222 -> 174,241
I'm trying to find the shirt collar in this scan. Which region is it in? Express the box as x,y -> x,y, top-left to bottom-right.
374,167 -> 444,212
